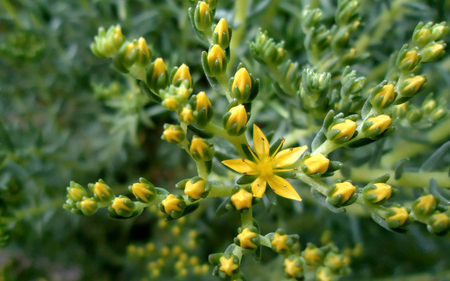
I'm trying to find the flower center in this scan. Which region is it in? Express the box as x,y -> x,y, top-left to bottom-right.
258,157 -> 274,177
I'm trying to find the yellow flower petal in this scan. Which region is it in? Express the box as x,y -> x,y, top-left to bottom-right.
267,175 -> 301,201
222,159 -> 258,175
253,124 -> 269,160
251,177 -> 267,198
273,146 -> 308,168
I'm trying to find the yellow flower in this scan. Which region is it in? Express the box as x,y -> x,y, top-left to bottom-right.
231,68 -> 252,98
231,189 -> 253,210
304,154 -> 329,175
222,124 -> 307,201
219,256 -> 239,276
271,232 -> 289,252
237,228 -> 258,249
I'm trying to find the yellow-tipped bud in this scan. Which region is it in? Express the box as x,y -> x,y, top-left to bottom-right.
185,179 -> 206,200
237,228 -> 258,249
373,84 -> 395,108
271,233 -> 289,252
387,206 -> 410,227
330,182 -> 356,204
136,37 -> 150,65
78,198 -> 98,215
152,58 -> 167,80
162,124 -> 185,144
421,42 -> 446,62
365,183 -> 392,203
130,183 -> 154,203
364,115 -> 391,135
93,182 -> 111,200
207,44 -> 226,70
190,137 -> 214,161
225,104 -> 248,132
284,257 -> 303,279
111,196 -> 135,217
196,92 -> 211,112
199,2 -> 211,30
161,194 -> 182,214
231,68 -> 252,98
303,246 -> 322,265
330,119 -> 357,141
162,96 -> 178,111
213,18 -> 230,49
179,107 -> 194,124
304,154 -> 330,175
231,189 -> 253,210
219,256 -> 239,276
400,75 -> 426,97
172,64 -> 192,87
401,50 -> 419,65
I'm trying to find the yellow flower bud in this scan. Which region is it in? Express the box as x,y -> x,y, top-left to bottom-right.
196,92 -> 211,112
331,182 -> 356,204
430,213 -> 450,230
219,255 -> 239,276
366,183 -> 392,203
237,228 -> 258,249
80,198 -> 96,212
231,68 -> 252,98
365,115 -> 391,135
271,233 -> 289,252
304,154 -> 330,175
330,119 -> 357,141
151,58 -> 167,80
136,37 -> 150,65
162,96 -> 178,111
172,64 -> 192,87
303,246 -> 322,265
93,182 -> 111,199
179,107 -> 194,123
226,104 -> 248,132
130,183 -> 154,203
190,137 -> 213,161
284,257 -> 303,279
387,206 -> 410,226
207,44 -> 226,70
422,42 -> 445,62
112,197 -> 132,213
231,189 -> 253,210
213,18 -> 230,49
185,179 -> 206,200
162,194 -> 182,214
399,50 -> 419,70
373,84 -> 395,108
199,2 -> 211,29
401,76 -> 426,97
162,124 -> 185,144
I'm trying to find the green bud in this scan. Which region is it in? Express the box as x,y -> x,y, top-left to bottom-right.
301,6 -> 322,31
336,0 -> 360,25
413,22 -> 448,47
429,107 -> 447,122
90,25 -> 125,58
406,107 -> 423,124
194,1 -> 213,36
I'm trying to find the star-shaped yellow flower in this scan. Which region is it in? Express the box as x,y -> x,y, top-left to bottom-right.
222,124 -> 307,201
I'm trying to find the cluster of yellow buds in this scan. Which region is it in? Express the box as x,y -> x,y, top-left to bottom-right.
208,252 -> 240,279
90,25 -> 125,59
302,243 -> 351,279
267,228 -> 299,255
115,37 -> 151,79
63,181 -> 101,216
327,180 -> 358,207
413,22 -> 448,47
176,177 -> 212,201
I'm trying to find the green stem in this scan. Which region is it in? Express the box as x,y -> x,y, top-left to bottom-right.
241,207 -> 253,228
229,0 -> 249,69
204,122 -> 247,157
2,199 -> 65,224
259,235 -> 272,248
208,185 -> 234,197
333,166 -> 450,188
312,140 -> 340,155
196,160 -> 209,180
216,73 -> 232,102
